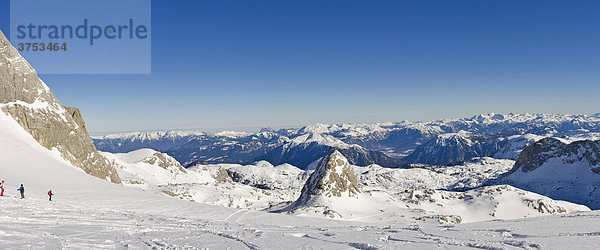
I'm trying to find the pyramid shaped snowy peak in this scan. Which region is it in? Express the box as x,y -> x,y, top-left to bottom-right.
293,150 -> 361,206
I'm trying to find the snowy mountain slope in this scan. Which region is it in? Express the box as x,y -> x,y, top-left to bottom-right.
101,149 -> 199,187
0,30 -> 120,183
502,138 -> 600,209
100,149 -> 307,210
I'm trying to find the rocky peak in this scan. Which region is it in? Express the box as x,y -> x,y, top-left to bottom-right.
142,152 -> 187,174
0,29 -> 121,183
291,150 -> 360,208
510,137 -> 600,174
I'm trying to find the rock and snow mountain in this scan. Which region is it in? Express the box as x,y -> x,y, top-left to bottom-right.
0,30 -> 120,183
101,149 -> 193,187
94,113 -> 600,168
284,150 -> 362,218
502,138 -> 600,209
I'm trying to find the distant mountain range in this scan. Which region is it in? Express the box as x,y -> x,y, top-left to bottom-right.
94,113 -> 600,169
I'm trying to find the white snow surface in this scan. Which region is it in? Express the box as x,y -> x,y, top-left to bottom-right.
100,146 -> 590,224
1,110 -> 600,248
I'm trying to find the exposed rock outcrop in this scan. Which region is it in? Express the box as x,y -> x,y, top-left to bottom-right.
0,30 -> 121,183
509,137 -> 600,174
285,150 -> 360,217
503,137 -> 600,209
143,152 -> 188,174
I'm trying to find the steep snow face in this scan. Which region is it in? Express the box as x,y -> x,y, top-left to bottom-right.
503,138 -> 600,209
0,30 -> 120,183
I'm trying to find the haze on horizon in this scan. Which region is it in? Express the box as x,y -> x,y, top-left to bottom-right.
1,1 -> 598,134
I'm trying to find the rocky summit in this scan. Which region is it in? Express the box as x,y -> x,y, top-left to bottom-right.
286,150 -> 360,217
0,30 -> 121,183
503,138 -> 600,209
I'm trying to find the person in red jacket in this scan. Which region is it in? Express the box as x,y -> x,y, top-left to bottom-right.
0,180 -> 4,196
48,190 -> 53,201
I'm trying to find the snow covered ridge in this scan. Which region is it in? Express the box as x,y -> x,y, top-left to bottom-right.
0,30 -> 120,183
94,112 -> 600,169
502,138 -> 600,209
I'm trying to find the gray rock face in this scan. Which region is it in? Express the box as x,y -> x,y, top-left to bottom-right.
291,150 -> 360,208
509,137 -> 600,174
0,30 -> 121,183
502,138 -> 600,209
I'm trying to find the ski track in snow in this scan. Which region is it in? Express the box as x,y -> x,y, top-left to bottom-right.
2,193 -> 600,249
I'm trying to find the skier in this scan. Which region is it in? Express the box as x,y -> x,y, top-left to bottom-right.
0,180 -> 4,196
48,190 -> 53,201
18,184 -> 24,199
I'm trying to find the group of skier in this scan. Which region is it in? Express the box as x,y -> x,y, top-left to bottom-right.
0,180 -> 53,201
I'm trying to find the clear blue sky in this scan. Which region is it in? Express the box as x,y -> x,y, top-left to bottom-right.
1,1 -> 599,134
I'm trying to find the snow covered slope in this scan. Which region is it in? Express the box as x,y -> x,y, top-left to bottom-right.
100,149 -> 308,210
503,138 -> 600,209
101,146 -> 589,224
101,149 -> 195,187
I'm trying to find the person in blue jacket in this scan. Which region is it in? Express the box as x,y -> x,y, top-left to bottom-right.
18,184 -> 24,199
